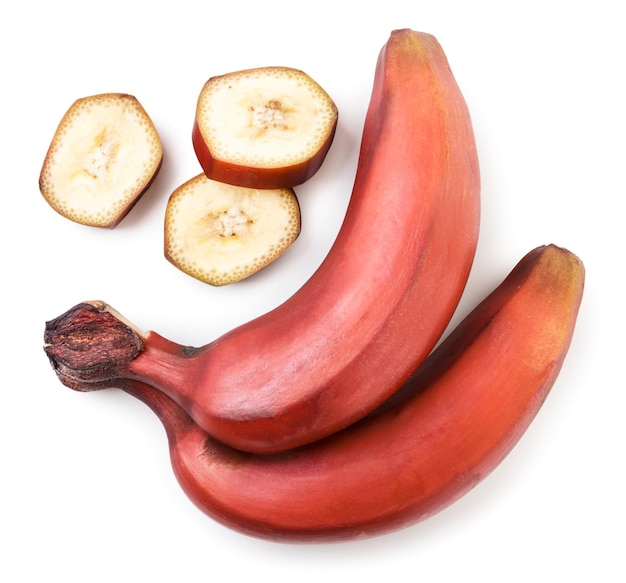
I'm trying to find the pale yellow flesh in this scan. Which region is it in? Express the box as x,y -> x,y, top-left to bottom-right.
39,93 -> 162,227
165,174 -> 301,286
197,67 -> 337,168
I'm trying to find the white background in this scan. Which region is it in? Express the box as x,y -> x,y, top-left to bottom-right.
2,1 -> 624,581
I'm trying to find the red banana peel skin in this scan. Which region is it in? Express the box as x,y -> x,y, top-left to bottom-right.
43,29 -> 481,454
112,245 -> 583,543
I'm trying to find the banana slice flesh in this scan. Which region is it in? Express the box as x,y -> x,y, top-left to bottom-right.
194,67 -> 337,188
39,93 -> 162,228
165,174 -> 301,286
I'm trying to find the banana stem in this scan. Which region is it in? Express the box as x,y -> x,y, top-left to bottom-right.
121,379 -> 194,439
44,300 -> 186,388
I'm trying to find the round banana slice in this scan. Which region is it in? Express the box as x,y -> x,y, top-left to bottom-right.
164,174 -> 301,286
192,66 -> 337,189
39,93 -> 163,228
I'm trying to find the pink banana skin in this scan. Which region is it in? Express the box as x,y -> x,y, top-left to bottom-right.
110,245 -> 583,542
43,29 -> 480,454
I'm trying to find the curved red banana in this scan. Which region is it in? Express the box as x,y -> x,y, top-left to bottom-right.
114,245 -> 583,542
43,29 -> 480,454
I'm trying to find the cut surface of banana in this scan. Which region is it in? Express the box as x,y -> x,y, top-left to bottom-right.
39,93 -> 163,228
165,174 -> 301,286
193,67 -> 337,189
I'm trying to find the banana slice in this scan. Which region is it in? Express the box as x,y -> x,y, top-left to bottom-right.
192,67 -> 338,189
39,93 -> 163,228
164,174 -> 301,286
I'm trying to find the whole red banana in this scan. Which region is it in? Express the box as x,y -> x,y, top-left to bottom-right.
112,245 -> 583,542
43,29 -> 480,454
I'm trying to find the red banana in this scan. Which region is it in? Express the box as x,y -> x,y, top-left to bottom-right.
110,244 -> 583,542
43,29 -> 481,454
